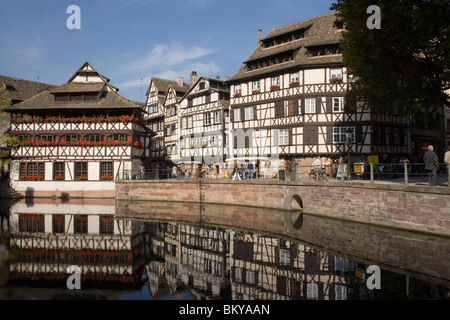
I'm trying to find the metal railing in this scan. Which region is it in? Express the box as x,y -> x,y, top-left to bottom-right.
120,162 -> 450,187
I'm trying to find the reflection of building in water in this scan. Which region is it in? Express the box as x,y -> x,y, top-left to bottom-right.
178,224 -> 230,299
142,221 -> 230,299
230,230 -> 360,300
6,199 -> 145,299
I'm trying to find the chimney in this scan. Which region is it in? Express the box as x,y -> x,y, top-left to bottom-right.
177,77 -> 183,87
258,29 -> 262,46
190,71 -> 197,88
216,75 -> 220,80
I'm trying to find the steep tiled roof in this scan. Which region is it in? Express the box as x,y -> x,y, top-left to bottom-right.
50,82 -> 105,94
0,75 -> 57,103
5,89 -> 139,111
228,12 -> 343,82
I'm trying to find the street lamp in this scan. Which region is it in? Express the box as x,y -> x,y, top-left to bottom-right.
346,128 -> 353,181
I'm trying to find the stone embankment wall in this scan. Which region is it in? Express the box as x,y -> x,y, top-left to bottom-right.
116,180 -> 450,237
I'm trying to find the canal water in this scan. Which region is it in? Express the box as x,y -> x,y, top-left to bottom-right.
0,197 -> 449,301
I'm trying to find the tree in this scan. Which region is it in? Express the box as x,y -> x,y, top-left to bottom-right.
331,0 -> 450,119
0,85 -> 12,146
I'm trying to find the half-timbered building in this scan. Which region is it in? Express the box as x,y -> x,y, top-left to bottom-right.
5,62 -> 151,197
143,77 -> 190,169
178,74 -> 230,175
226,12 -> 410,173
162,78 -> 190,165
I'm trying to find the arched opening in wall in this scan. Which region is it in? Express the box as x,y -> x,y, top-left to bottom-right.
291,194 -> 303,229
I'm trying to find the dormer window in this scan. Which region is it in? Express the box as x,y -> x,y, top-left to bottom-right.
306,44 -> 341,57
198,82 -> 206,90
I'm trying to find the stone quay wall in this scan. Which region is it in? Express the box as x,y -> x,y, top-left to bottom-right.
115,180 -> 450,237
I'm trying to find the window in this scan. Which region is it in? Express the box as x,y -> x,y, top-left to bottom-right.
204,113 -> 211,125
278,129 -> 289,146
181,117 -> 187,129
333,97 -> 344,112
85,134 -> 104,142
331,69 -> 343,80
245,107 -> 254,120
187,116 -> 193,128
279,248 -> 291,265
18,135 -> 33,142
290,73 -> 299,83
75,162 -> 87,180
110,134 -> 128,142
333,127 -> 355,143
234,84 -> 242,95
234,108 -> 241,121
64,134 -> 80,143
252,81 -> 260,92
100,162 -> 113,179
20,162 -> 45,179
19,214 -> 44,232
307,283 -> 319,300
74,215 -> 88,234
100,215 -> 114,234
36,135 -> 55,142
52,215 -> 65,234
271,76 -> 280,86
213,111 -> 221,124
54,162 -> 65,180
305,98 -> 316,113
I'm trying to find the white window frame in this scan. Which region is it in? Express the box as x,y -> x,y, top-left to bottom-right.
187,116 -> 193,129
234,108 -> 241,121
204,113 -> 211,125
331,68 -> 343,80
290,72 -> 299,83
333,97 -> 344,112
234,84 -> 242,95
214,111 -> 221,124
278,129 -> 289,146
333,127 -> 355,143
305,98 -> 316,113
245,107 -> 254,120
271,76 -> 280,86
252,81 -> 260,92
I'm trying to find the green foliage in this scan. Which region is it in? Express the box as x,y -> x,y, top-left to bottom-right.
331,0 -> 450,117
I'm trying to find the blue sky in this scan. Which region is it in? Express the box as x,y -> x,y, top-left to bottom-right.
0,0 -> 336,102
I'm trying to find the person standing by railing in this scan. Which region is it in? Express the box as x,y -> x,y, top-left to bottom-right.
423,145 -> 439,186
445,146 -> 450,172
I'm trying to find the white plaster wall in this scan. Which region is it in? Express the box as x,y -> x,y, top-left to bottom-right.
304,69 -> 325,84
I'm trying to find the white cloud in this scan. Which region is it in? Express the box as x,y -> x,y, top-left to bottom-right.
123,41 -> 218,72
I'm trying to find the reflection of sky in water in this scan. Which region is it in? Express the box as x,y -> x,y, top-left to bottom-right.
119,289 -> 191,300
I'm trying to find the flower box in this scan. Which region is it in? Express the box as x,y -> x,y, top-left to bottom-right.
252,90 -> 260,94
54,175 -> 64,181
270,85 -> 280,91
289,81 -> 300,87
234,92 -> 242,97
330,77 -> 343,84
76,174 -> 88,181
100,174 -> 113,181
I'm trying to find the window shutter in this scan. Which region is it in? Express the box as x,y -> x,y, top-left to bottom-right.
205,93 -> 211,104
356,125 -> 363,143
253,106 -> 257,120
326,97 -> 332,113
241,108 -> 245,122
288,100 -> 294,116
230,108 -> 235,122
275,101 -> 284,118
293,99 -> 299,116
316,97 -> 322,114
326,126 -> 333,144
289,128 -> 293,145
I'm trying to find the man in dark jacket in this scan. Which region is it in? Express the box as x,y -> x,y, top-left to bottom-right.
423,145 -> 439,186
